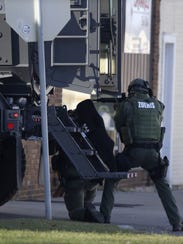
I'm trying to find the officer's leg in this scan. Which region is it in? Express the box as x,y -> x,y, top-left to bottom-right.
99,150 -> 133,223
96,144 -> 134,224
150,174 -> 182,228
84,181 -> 104,223
100,179 -> 116,223
64,180 -> 86,221
84,182 -> 97,206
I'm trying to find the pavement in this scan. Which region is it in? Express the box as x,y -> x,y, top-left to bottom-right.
0,188 -> 183,236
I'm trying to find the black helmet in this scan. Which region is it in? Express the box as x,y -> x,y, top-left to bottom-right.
128,78 -> 150,94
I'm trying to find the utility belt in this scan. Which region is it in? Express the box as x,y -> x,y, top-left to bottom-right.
130,142 -> 159,150
119,126 -> 165,150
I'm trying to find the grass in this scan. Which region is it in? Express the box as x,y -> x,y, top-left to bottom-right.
0,218 -> 183,244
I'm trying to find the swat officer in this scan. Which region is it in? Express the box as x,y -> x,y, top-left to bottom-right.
52,146 -> 105,223
114,78 -> 183,231
51,99 -> 116,223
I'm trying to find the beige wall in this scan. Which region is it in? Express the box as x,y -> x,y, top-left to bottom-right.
62,89 -> 90,110
159,0 -> 183,185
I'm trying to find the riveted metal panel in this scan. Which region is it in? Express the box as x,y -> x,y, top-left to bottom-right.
0,14 -> 12,65
45,0 -> 100,94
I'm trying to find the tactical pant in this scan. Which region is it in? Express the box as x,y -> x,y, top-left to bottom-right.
116,146 -> 182,227
100,179 -> 116,223
64,179 -> 104,223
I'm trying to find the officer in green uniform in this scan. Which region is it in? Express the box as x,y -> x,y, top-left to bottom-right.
52,149 -> 105,223
51,99 -> 117,223
114,78 -> 183,231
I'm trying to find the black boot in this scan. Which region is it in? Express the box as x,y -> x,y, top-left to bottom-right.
172,222 -> 183,232
85,204 -> 105,223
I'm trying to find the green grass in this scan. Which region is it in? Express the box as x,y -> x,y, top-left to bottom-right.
0,218 -> 183,244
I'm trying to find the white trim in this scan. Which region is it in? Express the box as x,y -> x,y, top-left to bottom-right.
160,33 -> 176,185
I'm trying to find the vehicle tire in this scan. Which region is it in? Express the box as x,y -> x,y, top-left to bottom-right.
0,135 -> 26,206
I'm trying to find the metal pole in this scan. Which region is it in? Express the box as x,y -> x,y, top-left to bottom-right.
35,0 -> 52,220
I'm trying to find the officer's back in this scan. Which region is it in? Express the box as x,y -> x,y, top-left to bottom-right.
114,78 -> 165,172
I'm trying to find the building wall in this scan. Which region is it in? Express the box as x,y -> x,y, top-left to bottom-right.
159,0 -> 183,185
151,0 -> 161,96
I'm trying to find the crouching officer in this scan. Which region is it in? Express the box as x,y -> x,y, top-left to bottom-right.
114,78 -> 183,232
51,99 -> 117,224
52,149 -> 105,223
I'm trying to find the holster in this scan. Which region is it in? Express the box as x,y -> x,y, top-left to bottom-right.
149,156 -> 169,180
159,156 -> 169,178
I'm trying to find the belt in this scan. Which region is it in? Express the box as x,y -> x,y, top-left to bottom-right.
130,143 -> 158,149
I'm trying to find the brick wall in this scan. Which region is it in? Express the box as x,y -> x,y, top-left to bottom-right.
14,140 -> 44,200
14,88 -> 62,200
116,168 -> 153,191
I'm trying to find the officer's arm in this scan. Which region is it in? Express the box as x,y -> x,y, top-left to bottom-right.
159,100 -> 165,123
114,102 -> 129,132
114,104 -> 123,132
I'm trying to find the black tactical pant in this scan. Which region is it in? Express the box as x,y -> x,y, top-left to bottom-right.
99,179 -> 116,223
116,146 -> 182,227
64,179 -> 104,223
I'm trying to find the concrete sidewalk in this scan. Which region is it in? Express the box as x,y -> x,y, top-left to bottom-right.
0,189 -> 183,235
109,189 -> 183,234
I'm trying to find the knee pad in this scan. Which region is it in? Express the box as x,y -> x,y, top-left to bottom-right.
85,206 -> 104,223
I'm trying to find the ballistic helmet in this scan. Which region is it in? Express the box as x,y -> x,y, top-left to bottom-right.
128,78 -> 150,94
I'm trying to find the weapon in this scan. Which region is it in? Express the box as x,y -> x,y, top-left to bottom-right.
93,93 -> 126,103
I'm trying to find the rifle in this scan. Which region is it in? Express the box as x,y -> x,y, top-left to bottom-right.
93,93 -> 126,103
